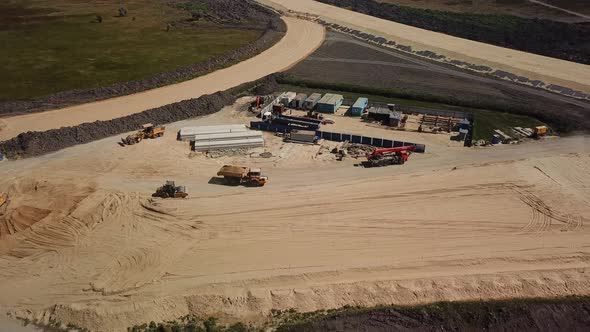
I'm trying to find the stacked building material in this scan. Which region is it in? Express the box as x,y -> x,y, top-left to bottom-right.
273,115 -> 321,131
191,130 -> 264,151
287,130 -> 318,144
178,124 -> 247,141
179,124 -> 264,151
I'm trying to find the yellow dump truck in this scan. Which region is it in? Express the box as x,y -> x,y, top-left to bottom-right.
122,123 -> 166,145
533,126 -> 548,138
217,165 -> 268,186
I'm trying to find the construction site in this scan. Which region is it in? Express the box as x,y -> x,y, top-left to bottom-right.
0,0 -> 589,331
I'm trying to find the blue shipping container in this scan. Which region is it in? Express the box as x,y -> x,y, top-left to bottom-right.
348,97 -> 368,116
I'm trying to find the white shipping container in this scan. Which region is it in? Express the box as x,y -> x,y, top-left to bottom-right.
280,91 -> 297,106
289,130 -> 317,143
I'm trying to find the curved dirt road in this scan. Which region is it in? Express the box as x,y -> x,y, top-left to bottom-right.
0,17 -> 325,141
258,0 -> 590,93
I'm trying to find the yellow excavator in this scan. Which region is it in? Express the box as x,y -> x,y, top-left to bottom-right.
0,194 -> 7,208
122,123 -> 165,145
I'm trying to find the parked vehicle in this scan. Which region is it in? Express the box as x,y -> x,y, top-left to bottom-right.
217,165 -> 268,186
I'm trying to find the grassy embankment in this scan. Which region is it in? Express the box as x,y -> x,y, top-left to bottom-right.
278,83 -> 544,141
0,0 -> 260,101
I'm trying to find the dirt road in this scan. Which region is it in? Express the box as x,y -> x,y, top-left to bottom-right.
258,0 -> 590,93
0,99 -> 588,331
303,33 -> 590,110
0,17 -> 325,141
528,0 -> 590,21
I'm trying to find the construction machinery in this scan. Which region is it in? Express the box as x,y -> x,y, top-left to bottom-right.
217,165 -> 268,186
248,95 -> 265,112
0,194 -> 6,208
363,145 -> 415,167
122,123 -> 166,145
532,126 -> 548,138
152,181 -> 188,198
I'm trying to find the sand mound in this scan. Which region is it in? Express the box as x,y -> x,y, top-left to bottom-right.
0,205 -> 51,237
0,178 -> 95,257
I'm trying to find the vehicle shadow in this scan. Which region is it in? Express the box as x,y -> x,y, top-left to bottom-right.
208,177 -> 232,186
207,177 -> 263,187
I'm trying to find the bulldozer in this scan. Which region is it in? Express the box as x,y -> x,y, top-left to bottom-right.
152,181 -> 188,198
122,123 -> 166,145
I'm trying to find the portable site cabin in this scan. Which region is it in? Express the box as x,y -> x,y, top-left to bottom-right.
367,107 -> 392,122
304,93 -> 322,110
290,93 -> 308,109
389,112 -> 402,127
348,97 -> 368,116
280,92 -> 296,106
316,93 -> 344,113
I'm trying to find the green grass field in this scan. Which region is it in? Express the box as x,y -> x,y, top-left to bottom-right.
0,0 -> 261,101
279,84 -> 545,141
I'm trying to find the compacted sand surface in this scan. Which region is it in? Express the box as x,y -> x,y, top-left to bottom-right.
0,99 -> 588,331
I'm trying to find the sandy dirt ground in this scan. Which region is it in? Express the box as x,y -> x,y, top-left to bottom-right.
257,0 -> 590,93
0,17 -> 325,141
0,98 -> 588,331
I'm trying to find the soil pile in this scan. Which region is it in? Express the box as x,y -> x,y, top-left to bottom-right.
317,0 -> 590,65
277,298 -> 590,332
0,0 -> 286,116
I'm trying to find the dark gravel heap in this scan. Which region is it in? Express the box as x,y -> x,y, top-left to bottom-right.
277,298 -> 590,332
318,0 -> 590,65
0,0 -> 285,116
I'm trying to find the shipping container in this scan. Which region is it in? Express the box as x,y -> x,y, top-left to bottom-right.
178,125 -> 247,141
289,130 -> 318,143
304,93 -> 322,110
279,92 -> 296,106
290,93 -> 308,109
348,97 -> 368,116
316,93 -> 344,113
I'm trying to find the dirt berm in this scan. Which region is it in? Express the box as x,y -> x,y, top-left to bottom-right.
277,297 -> 590,332
0,75 -> 279,159
0,0 -> 286,116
